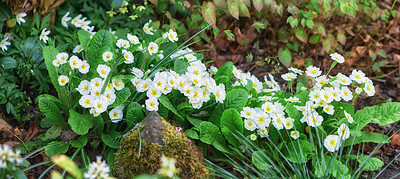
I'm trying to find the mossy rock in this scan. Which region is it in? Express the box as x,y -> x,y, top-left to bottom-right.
112,111 -> 209,178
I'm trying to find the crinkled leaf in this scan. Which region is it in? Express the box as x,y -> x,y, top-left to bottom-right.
199,121 -> 230,153
345,155 -> 384,171
68,109 -> 92,135
252,151 -> 272,170
282,140 -> 312,163
185,129 -> 199,139
344,131 -> 390,146
69,135 -> 89,148
101,131 -> 121,149
159,95 -> 183,120
220,108 -> 244,147
126,102 -> 144,124
45,141 -> 69,157
295,28 -> 308,43
309,34 -> 321,44
38,97 -> 66,129
109,88 -> 131,108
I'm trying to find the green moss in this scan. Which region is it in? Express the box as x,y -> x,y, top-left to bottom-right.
112,118 -> 209,178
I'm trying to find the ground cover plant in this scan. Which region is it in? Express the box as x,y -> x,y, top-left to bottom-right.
0,0 -> 400,178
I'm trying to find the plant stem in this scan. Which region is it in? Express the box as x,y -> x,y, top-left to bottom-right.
101,55 -> 123,94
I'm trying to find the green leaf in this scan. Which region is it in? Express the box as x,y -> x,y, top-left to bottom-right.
185,129 -> 199,139
101,131 -> 121,148
109,88 -> 131,108
78,30 -> 91,49
68,109 -> 92,135
45,141 -> 69,157
220,108 -> 244,147
354,102 -> 400,127
228,0 -> 239,19
174,59 -> 189,75
322,39 -> 331,53
38,125 -> 61,141
253,0 -> 264,12
309,34 -> 321,44
347,6 -> 356,17
314,155 -> 350,178
214,0 -> 226,7
379,49 -> 387,58
287,16 -> 298,28
210,87 -> 248,124
187,116 -> 203,128
38,97 -> 67,129
295,28 -> 308,43
69,135 -> 89,148
278,48 -> 292,68
201,2 -> 217,27
126,102 -> 144,124
0,57 -> 17,69
199,121 -> 230,153
345,155 -> 384,171
285,103 -> 302,120
282,140 -> 312,163
36,94 -> 68,113
214,61 -> 234,84
238,3 -> 250,17
344,131 -> 389,146
337,32 -> 346,45
252,151 -> 272,170
86,30 -> 115,78
305,19 -> 314,29
42,46 -> 61,96
159,95 -> 184,121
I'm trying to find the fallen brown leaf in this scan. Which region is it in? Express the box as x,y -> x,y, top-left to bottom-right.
24,122 -> 40,142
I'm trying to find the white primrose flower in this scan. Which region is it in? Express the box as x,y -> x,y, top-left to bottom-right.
131,67 -> 144,78
79,60 -> 90,74
122,50 -> 134,64
143,20 -> 154,35
157,53 -> 164,59
16,12 -> 27,25
0,144 -> 23,168
56,52 -> 69,64
71,14 -> 82,27
364,81 -> 375,96
257,127 -> 269,138
241,107 -> 255,119
285,96 -> 300,103
323,104 -> 335,115
272,114 -> 285,130
0,37 -> 11,51
355,87 -> 363,94
136,79 -> 151,92
79,95 -> 94,108
91,88 -> 101,97
131,77 -> 141,87
77,80 -> 91,95
306,111 -> 323,127
284,117 -> 294,130
80,20 -> 92,31
58,75 -> 69,86
147,86 -> 161,98
213,84 -> 226,103
112,78 -> 124,90
103,90 -> 116,105
83,156 -> 110,179
315,75 -> 328,88
102,51 -> 113,62
250,134 -> 258,140
290,131 -> 300,140
281,72 -> 297,81
338,123 -> 350,140
69,55 -> 82,69
244,119 -> 257,131
209,66 -> 218,75
288,67 -> 303,75
40,28 -> 51,44
262,102 -> 275,114
324,135 -> 340,152
350,69 -> 366,84
167,29 -> 178,42
127,33 -> 140,44
185,54 -> 197,62
145,97 -> 159,111
52,58 -> 62,67
305,66 -> 322,78
309,89 -> 321,102
340,86 -> 353,101
148,42 -> 159,55
97,64 -> 111,78
330,87 -> 341,101
91,77 -> 104,90
61,11 -> 72,28
330,52 -> 345,63
73,45 -> 84,53
109,107 -> 123,122
93,98 -> 108,114
321,88 -> 334,103
344,110 -> 354,123
116,39 -> 130,49
254,111 -> 271,128
337,73 -> 352,86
